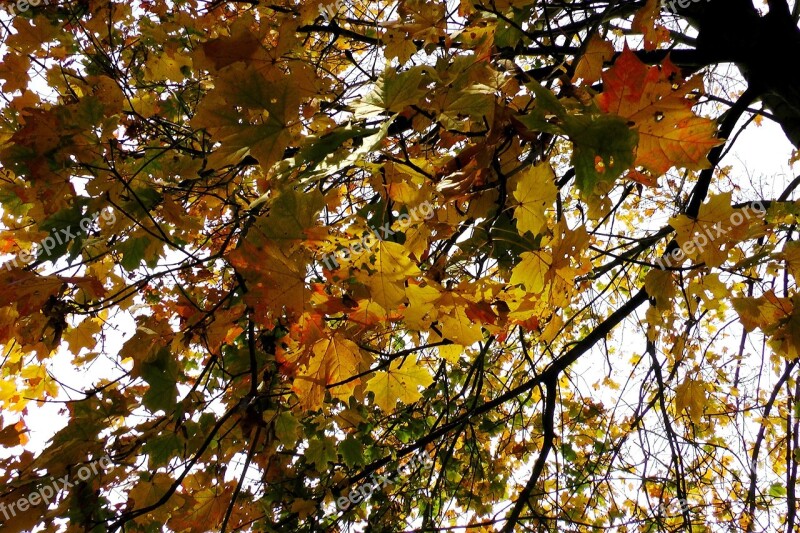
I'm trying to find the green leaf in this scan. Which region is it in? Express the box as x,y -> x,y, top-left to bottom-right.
339,436 -> 363,468
768,483 -> 787,497
37,205 -> 85,263
123,187 -> 162,217
142,432 -> 182,469
258,188 -> 325,243
305,436 -> 336,469
440,85 -> 495,128
141,349 -> 179,413
561,442 -> 578,462
273,411 -> 299,447
567,113 -> 638,192
296,125 -> 378,167
493,9 -> 530,50
118,236 -> 150,271
354,66 -> 431,117
519,80 -> 637,194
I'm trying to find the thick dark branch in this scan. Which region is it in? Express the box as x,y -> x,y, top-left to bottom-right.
501,378 -> 557,533
297,22 -> 381,45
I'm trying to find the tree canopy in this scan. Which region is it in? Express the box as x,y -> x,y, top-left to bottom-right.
1,0 -> 800,531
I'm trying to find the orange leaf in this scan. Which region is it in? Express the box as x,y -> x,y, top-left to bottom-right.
597,47 -> 722,176
632,0 -> 670,51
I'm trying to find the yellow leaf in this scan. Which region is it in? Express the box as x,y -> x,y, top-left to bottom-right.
404,282 -> 440,330
686,273 -> 728,315
0,53 -> 30,93
439,307 -> 484,346
63,318 -> 101,354
384,28 -> 418,64
368,241 -> 421,280
365,275 -> 406,309
539,313 -> 563,343
644,269 -> 676,310
366,355 -> 433,411
437,344 -> 463,363
674,377 -> 707,425
0,379 -> 18,407
168,481 -> 231,532
731,290 -> 800,359
779,240 -> 800,282
143,51 -> 192,83
88,75 -> 124,115
293,336 -> 365,410
125,93 -> 160,118
631,0 -> 670,51
668,193 -> 750,267
404,223 -> 432,260
733,291 -> 791,330
510,251 -> 552,293
290,499 -> 318,520
512,163 -> 556,236
573,34 -> 615,84
129,473 -> 177,519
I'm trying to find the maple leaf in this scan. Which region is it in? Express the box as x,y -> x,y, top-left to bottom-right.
292,336 -> 366,411
168,476 -> 235,532
245,249 -> 312,317
364,274 -> 407,309
674,376 -> 707,425
1,1 -> 799,531
0,53 -> 31,93
644,269 -> 676,310
512,163 -> 556,236
404,282 -> 440,330
597,47 -> 722,177
191,63 -> 304,171
62,317 -> 102,354
366,355 -> 433,411
632,0 -> 670,51
510,250 -> 552,294
355,66 -> 431,118
439,307 -> 485,346
519,80 -> 638,194
733,291 -> 800,359
128,473 -> 181,523
256,188 -> 325,246
361,240 -> 422,279
573,34 -> 615,84
196,15 -> 264,71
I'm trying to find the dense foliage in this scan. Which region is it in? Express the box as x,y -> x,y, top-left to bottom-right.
1,0 -> 800,531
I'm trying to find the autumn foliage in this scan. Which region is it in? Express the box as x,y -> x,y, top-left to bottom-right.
0,0 -> 799,531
